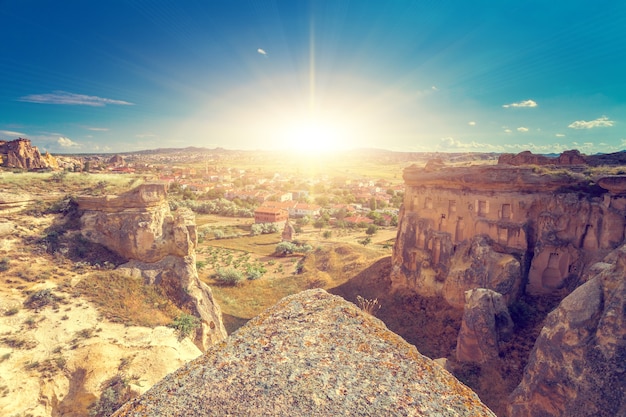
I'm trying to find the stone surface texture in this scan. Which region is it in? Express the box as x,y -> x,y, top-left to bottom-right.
508,244 -> 626,417
456,288 -> 514,364
0,138 -> 58,170
113,289 -> 496,417
77,183 -> 227,350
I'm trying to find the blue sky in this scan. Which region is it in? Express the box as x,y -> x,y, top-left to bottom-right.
0,0 -> 624,154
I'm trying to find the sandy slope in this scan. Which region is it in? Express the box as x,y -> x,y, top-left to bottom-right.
0,285 -> 201,416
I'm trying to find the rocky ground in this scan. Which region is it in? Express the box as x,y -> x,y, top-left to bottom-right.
0,213 -> 201,417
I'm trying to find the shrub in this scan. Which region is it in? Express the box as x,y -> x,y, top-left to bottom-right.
214,267 -> 245,285
246,265 -> 266,280
89,374 -> 138,417
0,257 -> 10,272
24,289 -> 62,309
169,314 -> 200,340
356,295 -> 381,316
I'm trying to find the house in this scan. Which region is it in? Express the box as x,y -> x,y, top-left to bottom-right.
344,215 -> 374,225
254,207 -> 288,224
293,203 -> 321,218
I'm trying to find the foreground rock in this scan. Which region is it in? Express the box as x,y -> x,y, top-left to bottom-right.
508,244 -> 626,417
113,289 -> 496,417
77,183 -> 227,350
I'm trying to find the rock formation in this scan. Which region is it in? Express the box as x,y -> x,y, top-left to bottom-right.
456,289 -> 514,364
0,138 -> 57,170
498,149 -> 586,166
76,183 -> 227,350
392,165 -> 626,303
508,244 -> 626,417
113,289 -> 496,417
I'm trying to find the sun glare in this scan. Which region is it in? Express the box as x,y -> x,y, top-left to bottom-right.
281,118 -> 345,154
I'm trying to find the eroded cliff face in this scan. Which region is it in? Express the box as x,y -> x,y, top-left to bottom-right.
392,165 -> 626,302
0,138 -> 58,170
76,183 -> 227,350
508,244 -> 626,417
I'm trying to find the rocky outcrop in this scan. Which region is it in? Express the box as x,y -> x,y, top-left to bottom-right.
0,138 -> 57,170
508,244 -> 626,417
498,150 -> 586,166
444,236 -> 521,308
392,163 -> 626,303
456,289 -> 513,364
113,289 -> 496,417
76,183 -> 227,350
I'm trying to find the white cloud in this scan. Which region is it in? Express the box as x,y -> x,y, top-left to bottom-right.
257,48 -> 267,56
58,137 -> 81,148
0,129 -> 26,139
517,127 -> 529,132
468,121 -> 476,126
568,116 -> 614,129
431,86 -> 438,91
87,127 -> 109,132
19,91 -> 133,107
502,99 -> 538,108
504,128 -> 512,133
556,133 -> 565,137
438,137 -> 504,152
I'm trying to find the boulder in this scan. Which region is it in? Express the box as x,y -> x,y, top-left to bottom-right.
113,289 -> 496,417
456,288 -> 514,364
508,244 -> 626,417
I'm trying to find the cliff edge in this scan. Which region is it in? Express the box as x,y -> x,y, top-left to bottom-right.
113,289 -> 496,417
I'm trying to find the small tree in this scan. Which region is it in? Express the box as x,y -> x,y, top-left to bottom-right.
366,224 -> 378,235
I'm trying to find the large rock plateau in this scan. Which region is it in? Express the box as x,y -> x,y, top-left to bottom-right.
113,289 -> 496,417
77,183 -> 227,350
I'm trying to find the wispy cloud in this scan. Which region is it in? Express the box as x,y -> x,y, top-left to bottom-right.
504,128 -> 512,133
568,116 -> 614,129
556,133 -> 565,137
58,137 -> 81,148
468,121 -> 476,126
19,91 -> 133,107
0,129 -> 26,138
431,86 -> 438,91
257,48 -> 267,56
87,127 -> 109,132
517,127 -> 529,132
438,137 -> 504,152
502,99 -> 537,108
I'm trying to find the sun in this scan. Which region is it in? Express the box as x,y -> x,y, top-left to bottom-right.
281,117 -> 345,154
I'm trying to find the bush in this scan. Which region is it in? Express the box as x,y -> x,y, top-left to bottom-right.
24,289 -> 62,309
214,267 -> 245,285
275,242 -> 312,256
246,265 -> 266,280
0,257 -> 9,272
169,314 -> 200,340
89,374 -> 138,417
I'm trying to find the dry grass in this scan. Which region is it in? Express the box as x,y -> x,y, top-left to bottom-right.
0,171 -> 145,196
74,271 -> 181,327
